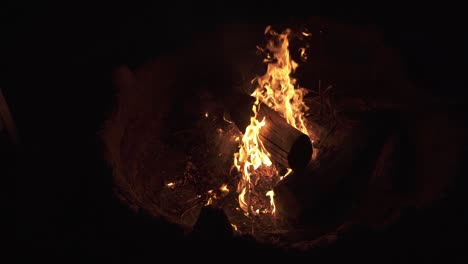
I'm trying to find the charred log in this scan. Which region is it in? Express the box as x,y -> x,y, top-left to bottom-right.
225,92 -> 313,172
274,114 -> 395,223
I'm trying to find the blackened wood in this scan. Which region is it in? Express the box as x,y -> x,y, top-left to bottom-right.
225,92 -> 313,172
274,114 -> 394,222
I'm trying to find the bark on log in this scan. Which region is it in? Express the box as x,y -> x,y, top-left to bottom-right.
225,92 -> 313,172
273,114 -> 394,222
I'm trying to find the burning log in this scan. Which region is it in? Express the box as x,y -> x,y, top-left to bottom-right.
273,114 -> 395,222
226,92 -> 313,172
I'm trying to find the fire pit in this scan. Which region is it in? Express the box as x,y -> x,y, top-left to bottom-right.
101,20 -> 418,248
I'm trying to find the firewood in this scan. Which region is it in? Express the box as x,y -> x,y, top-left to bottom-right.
225,92 -> 313,172
274,115 -> 392,222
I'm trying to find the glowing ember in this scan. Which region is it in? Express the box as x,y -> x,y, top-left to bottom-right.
204,189 -> 217,206
279,168 -> 293,181
219,184 -> 230,194
233,26 -> 311,216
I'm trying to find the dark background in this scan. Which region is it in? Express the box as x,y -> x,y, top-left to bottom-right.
6,4 -> 468,262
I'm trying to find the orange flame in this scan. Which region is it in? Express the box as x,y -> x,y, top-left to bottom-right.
266,190 -> 276,215
252,27 -> 309,135
234,26 -> 310,216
